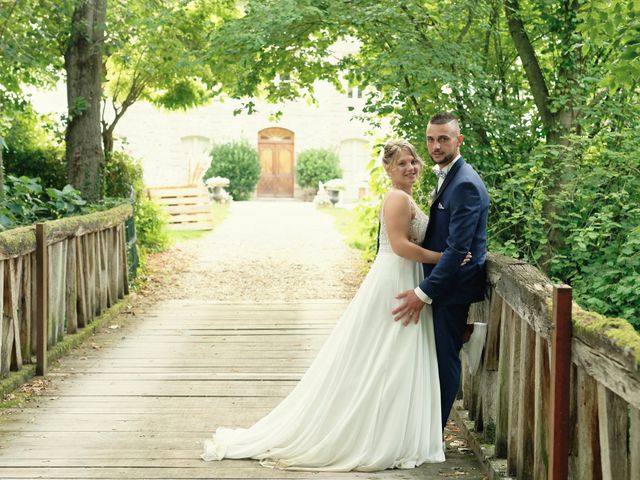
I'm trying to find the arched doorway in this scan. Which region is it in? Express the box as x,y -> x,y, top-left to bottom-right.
257,127 -> 294,197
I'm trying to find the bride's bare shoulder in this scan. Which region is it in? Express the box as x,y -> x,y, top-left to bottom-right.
382,190 -> 412,218
383,189 -> 411,203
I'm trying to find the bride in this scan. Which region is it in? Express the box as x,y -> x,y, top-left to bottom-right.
202,139 -> 463,471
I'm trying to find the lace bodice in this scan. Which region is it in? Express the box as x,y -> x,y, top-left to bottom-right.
378,195 -> 429,254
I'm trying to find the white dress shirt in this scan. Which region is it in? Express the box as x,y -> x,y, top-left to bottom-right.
414,154 -> 462,304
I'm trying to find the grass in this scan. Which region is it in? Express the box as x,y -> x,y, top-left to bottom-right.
319,206 -> 370,252
167,203 -> 230,244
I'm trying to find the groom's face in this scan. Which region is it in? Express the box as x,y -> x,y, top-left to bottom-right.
426,121 -> 463,167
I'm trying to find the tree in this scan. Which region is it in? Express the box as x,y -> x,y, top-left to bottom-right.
0,137 -> 5,201
202,0 -> 640,325
101,0 -> 237,157
0,0 -> 71,197
1,0 -> 236,199
64,0 -> 107,202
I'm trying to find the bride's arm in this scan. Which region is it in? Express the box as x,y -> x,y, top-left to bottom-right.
383,191 -> 442,264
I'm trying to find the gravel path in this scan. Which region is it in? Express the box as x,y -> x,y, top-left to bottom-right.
141,201 -> 367,303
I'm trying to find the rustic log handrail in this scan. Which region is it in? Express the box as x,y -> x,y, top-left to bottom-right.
0,204 -> 132,380
462,253 -> 640,480
0,203 -> 133,260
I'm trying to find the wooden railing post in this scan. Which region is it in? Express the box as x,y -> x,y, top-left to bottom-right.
549,285 -> 572,480
35,223 -> 48,376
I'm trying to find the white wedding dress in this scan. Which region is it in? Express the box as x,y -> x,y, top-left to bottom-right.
202,198 -> 444,471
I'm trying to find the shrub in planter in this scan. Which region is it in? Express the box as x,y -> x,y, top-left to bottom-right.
204,141 -> 261,201
295,148 -> 342,190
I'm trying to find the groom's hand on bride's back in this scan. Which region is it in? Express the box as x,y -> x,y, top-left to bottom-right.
393,252 -> 471,325
392,290 -> 424,326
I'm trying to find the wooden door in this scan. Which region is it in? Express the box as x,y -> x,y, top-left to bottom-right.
257,128 -> 294,197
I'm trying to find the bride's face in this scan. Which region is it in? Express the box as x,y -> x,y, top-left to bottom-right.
387,150 -> 421,188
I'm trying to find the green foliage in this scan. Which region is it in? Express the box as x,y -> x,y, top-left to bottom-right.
104,151 -> 144,199
104,150 -> 169,253
101,0 -> 237,156
485,129 -> 640,329
0,176 -> 87,230
577,0 -> 640,89
0,1 -> 70,116
4,147 -> 67,190
548,132 -> 640,328
208,0 -> 639,330
134,196 -> 169,253
295,149 -> 342,189
204,141 -> 261,201
319,206 -> 369,253
2,106 -> 66,189
355,151 -> 390,264
45,185 -> 88,219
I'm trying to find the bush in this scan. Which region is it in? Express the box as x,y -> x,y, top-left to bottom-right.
105,151 -> 144,199
3,146 -> 67,190
0,175 -> 87,230
103,150 -> 169,254
204,141 -> 261,201
2,106 -> 66,189
295,148 -> 342,189
134,195 -> 170,253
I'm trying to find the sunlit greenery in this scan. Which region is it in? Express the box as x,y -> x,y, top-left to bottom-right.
319,206 -> 369,253
1,0 -> 638,328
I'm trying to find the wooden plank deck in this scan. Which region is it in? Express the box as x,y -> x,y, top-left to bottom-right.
0,300 -> 484,479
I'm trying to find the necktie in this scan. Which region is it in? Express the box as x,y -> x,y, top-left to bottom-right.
434,168 -> 447,180
434,168 -> 446,193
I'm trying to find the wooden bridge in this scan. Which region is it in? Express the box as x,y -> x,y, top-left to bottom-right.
0,204 -> 638,479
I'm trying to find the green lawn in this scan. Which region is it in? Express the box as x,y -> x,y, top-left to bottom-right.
167,203 -> 230,244
319,206 -> 369,252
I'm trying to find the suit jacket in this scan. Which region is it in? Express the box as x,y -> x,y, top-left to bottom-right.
419,157 -> 489,305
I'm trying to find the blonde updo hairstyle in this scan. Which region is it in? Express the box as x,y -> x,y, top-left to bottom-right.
382,139 -> 424,174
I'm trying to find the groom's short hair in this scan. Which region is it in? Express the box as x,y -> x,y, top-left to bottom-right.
429,111 -> 459,126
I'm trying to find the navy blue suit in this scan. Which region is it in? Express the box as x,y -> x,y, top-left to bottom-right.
419,157 -> 489,428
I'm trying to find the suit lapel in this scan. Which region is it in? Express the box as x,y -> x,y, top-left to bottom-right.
432,157 -> 465,205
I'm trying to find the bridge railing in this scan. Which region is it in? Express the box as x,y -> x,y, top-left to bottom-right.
461,253 -> 640,480
0,204 -> 132,379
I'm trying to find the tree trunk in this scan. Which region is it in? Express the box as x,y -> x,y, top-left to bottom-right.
102,125 -> 115,160
64,0 -> 107,202
504,0 -> 554,135
504,0 -> 582,269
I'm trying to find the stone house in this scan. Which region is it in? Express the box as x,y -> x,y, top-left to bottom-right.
31,78 -> 378,203
115,80 -> 376,203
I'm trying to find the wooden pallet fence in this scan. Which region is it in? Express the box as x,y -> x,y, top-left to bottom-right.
462,254 -> 640,480
147,185 -> 213,231
0,204 -> 132,378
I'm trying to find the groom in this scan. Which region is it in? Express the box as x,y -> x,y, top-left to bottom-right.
392,112 -> 489,432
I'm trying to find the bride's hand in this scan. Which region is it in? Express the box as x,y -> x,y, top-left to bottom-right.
461,251 -> 472,266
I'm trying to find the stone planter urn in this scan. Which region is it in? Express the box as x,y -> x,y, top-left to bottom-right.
211,186 -> 225,202
205,176 -> 231,203
324,178 -> 345,206
327,189 -> 340,205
